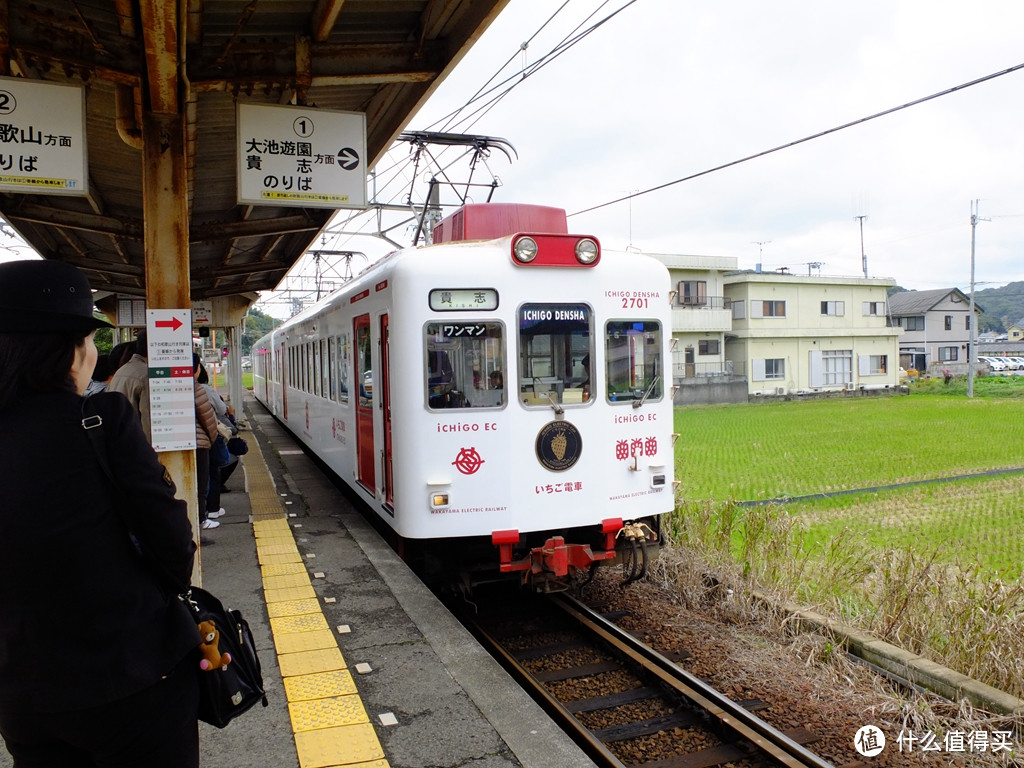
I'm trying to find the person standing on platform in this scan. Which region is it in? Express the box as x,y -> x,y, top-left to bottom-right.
108,329 -> 153,442
193,353 -> 221,530
0,260 -> 201,768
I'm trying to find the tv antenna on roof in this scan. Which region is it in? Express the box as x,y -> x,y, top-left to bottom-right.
752,240 -> 771,272
854,215 -> 868,277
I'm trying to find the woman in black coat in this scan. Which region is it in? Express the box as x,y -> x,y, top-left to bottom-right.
0,260 -> 201,767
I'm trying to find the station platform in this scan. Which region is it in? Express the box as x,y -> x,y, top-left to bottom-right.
209,394 -> 605,768
0,393 -> 596,768
194,394 -> 597,768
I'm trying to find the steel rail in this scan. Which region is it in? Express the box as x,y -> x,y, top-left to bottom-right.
467,614 -> 628,768
551,593 -> 836,768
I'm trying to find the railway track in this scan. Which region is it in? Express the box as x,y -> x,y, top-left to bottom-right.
460,590 -> 838,768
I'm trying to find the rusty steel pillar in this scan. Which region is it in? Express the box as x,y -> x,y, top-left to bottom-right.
142,110 -> 201,584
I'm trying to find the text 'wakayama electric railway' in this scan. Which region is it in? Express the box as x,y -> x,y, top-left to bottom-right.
252,203 -> 676,591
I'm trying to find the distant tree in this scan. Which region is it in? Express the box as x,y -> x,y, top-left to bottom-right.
241,306 -> 280,355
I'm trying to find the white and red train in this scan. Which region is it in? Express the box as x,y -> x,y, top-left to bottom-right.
252,203 -> 675,590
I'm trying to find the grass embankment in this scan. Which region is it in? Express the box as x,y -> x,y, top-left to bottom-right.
665,378 -> 1024,699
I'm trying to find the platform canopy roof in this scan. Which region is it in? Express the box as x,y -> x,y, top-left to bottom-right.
0,0 -> 509,300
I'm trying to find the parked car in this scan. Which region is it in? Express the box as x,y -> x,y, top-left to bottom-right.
979,356 -> 1006,371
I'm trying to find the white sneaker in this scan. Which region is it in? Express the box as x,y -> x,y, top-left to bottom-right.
207,508 -> 226,519
202,519 -> 220,529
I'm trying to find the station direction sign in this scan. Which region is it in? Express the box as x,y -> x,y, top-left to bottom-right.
237,103 -> 367,209
147,309 -> 196,453
0,76 -> 87,195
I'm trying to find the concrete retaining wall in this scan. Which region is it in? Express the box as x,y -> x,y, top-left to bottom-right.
778,600 -> 1024,716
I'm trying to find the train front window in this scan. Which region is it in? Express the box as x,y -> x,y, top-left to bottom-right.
605,320 -> 664,404
425,322 -> 505,409
518,303 -> 592,407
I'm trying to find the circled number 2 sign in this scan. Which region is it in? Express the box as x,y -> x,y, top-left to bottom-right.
0,90 -> 17,116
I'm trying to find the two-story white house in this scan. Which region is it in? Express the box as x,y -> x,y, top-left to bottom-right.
645,252 -> 748,403
723,271 -> 902,396
886,288 -> 981,373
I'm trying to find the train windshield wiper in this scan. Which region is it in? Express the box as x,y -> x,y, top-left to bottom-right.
542,391 -> 564,415
632,376 -> 660,409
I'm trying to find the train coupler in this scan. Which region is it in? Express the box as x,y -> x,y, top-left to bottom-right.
492,529 -> 617,591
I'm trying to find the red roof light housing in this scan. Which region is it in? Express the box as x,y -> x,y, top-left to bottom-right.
510,233 -> 601,268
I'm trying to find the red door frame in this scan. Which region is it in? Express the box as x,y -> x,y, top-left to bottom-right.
381,313 -> 393,508
354,313 -> 375,492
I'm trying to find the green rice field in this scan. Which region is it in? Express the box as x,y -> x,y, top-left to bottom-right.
673,394 -> 1024,581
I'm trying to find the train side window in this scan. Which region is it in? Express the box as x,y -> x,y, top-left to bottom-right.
356,324 -> 373,406
605,320 -> 664,404
336,334 -> 350,403
517,303 -> 592,407
424,322 -> 505,410
320,338 -> 329,398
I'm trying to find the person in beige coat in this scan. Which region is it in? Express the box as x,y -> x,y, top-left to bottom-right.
193,353 -> 220,529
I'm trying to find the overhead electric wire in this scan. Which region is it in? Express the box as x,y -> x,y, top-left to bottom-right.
436,0 -> 575,133
435,0 -> 640,136
367,0 -> 643,215
570,61 -> 1024,218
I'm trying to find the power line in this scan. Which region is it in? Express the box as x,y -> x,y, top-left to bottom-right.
431,1 -> 641,136
569,61 -> 1024,218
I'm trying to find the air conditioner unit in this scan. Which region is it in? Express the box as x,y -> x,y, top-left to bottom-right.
845,382 -> 856,391
775,387 -> 787,395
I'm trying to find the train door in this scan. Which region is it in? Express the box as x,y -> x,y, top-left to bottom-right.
354,314 -> 375,491
381,314 -> 393,508
280,340 -> 288,418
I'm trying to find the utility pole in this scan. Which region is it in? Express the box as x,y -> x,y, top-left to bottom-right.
854,215 -> 868,278
967,200 -> 988,398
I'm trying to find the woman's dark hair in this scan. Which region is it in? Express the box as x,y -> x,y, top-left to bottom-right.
91,353 -> 113,382
194,352 -> 209,384
109,340 -> 134,370
0,331 -> 88,411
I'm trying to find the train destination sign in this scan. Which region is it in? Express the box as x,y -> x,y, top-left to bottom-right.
0,76 -> 87,195
429,288 -> 498,311
519,303 -> 590,332
237,103 -> 367,209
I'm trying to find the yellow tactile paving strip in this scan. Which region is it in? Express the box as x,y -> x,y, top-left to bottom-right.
244,431 -> 389,768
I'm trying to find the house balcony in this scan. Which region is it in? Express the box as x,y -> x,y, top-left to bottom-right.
670,295 -> 732,333
672,360 -> 746,379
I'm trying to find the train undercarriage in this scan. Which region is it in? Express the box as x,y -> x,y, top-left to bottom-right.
404,516 -> 663,595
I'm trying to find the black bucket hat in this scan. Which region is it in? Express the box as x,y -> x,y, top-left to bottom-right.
0,259 -> 113,333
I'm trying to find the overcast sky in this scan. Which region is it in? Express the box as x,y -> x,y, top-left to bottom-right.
285,0 -> 1024,312
4,2 -> 1019,309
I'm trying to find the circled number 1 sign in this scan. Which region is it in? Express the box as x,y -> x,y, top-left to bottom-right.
237,103 -> 367,209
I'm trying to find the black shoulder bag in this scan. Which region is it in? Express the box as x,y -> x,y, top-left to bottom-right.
81,397 -> 268,728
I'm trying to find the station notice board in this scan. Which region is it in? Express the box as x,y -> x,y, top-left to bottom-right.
147,309 -> 195,453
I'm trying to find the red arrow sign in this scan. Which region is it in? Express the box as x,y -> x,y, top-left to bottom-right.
154,317 -> 183,331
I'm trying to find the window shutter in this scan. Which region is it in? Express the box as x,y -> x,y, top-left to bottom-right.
808,350 -> 823,387
752,359 -> 766,381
